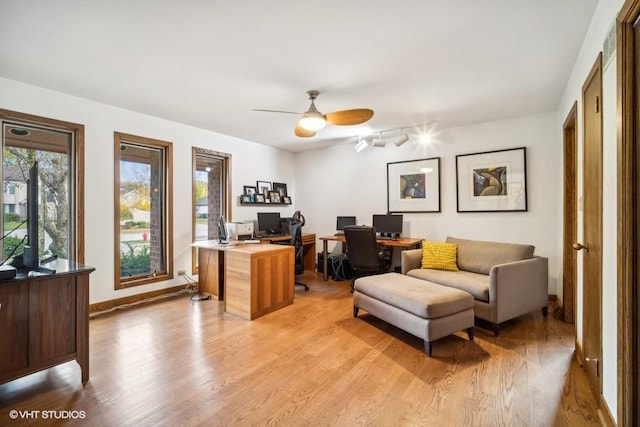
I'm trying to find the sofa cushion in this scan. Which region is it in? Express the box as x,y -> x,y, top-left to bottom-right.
406,268 -> 490,302
421,240 -> 459,271
354,273 -> 474,319
446,236 -> 534,275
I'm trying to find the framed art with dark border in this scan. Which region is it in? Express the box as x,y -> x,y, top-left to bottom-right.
455,147 -> 527,212
256,180 -> 271,196
387,157 -> 441,213
272,182 -> 287,197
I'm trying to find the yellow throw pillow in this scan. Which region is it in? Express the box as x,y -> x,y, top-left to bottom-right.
421,240 -> 459,271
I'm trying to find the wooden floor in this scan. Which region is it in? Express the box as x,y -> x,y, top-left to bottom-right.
0,272 -> 600,426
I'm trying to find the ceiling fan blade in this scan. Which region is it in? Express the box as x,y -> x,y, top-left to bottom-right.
294,124 -> 316,138
325,109 -> 374,126
252,108 -> 302,115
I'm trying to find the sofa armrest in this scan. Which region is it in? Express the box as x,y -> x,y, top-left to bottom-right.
401,248 -> 422,274
489,256 -> 549,323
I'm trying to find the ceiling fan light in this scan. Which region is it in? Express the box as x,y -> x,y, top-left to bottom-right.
354,138 -> 369,152
395,133 -> 410,146
298,113 -> 326,131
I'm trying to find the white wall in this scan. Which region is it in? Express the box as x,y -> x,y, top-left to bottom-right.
555,0 -> 623,421
0,77 -> 296,305
295,112 -> 561,293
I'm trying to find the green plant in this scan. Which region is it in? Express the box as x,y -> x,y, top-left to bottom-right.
3,213 -> 21,223
3,235 -> 26,260
120,243 -> 151,277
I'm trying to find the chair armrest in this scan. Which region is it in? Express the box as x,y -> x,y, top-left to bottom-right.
489,256 -> 548,323
401,249 -> 422,274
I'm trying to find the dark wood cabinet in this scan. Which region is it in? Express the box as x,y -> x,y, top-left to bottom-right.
0,260 -> 93,385
0,282 -> 29,374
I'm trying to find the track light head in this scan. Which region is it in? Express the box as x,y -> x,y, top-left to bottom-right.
354,138 -> 369,152
394,133 -> 409,146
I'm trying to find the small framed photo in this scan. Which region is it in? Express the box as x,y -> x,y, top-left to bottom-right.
240,195 -> 251,204
268,191 -> 281,204
243,185 -> 257,196
455,147 -> 527,212
256,180 -> 271,196
283,196 -> 291,204
255,194 -> 265,203
272,182 -> 288,197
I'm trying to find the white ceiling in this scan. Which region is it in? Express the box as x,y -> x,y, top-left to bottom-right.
0,1 -> 599,152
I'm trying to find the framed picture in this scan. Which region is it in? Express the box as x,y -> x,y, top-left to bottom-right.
268,190 -> 281,204
272,182 -> 288,197
387,157 -> 441,213
256,180 -> 271,196
240,195 -> 251,204
243,185 -> 256,196
255,194 -> 265,203
455,147 -> 527,212
283,196 -> 291,204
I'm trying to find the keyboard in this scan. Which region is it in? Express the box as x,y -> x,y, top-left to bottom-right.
377,236 -> 398,241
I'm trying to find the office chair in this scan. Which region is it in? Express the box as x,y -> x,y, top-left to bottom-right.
343,225 -> 391,292
276,211 -> 309,291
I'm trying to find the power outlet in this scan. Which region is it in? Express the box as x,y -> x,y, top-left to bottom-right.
178,270 -> 186,276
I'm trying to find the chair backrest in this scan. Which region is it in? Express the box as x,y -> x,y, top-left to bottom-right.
344,225 -> 382,273
290,221 -> 304,275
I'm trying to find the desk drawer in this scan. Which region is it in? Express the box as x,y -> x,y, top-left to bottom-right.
302,234 -> 315,245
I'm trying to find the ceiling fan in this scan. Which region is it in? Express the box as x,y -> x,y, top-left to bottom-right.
253,90 -> 374,138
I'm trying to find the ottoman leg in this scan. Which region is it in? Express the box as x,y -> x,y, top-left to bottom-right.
353,306 -> 359,318
424,340 -> 432,357
467,327 -> 474,341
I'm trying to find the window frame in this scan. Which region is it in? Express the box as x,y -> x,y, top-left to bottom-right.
0,109 -> 84,263
191,147 -> 231,274
114,132 -> 173,289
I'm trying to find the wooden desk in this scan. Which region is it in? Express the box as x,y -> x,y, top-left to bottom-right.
0,259 -> 95,385
225,244 -> 294,320
319,235 -> 422,281
259,233 -> 316,271
191,241 -> 294,320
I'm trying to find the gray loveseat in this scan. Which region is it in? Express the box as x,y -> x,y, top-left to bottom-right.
401,236 -> 548,336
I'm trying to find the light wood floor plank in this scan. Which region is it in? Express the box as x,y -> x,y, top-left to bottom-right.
0,272 -> 600,426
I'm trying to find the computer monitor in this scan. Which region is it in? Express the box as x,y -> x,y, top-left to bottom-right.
372,214 -> 403,238
336,216 -> 356,232
257,212 -> 281,235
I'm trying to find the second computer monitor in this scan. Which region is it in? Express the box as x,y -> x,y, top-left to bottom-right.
257,212 -> 281,235
336,216 -> 356,232
372,214 -> 403,238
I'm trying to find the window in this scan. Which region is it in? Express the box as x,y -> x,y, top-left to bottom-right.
114,132 -> 173,288
192,148 -> 231,273
1,109 -> 83,264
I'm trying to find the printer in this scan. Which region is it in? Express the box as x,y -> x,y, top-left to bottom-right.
226,221 -> 254,240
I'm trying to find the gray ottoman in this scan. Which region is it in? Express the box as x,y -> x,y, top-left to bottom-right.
353,272 -> 474,356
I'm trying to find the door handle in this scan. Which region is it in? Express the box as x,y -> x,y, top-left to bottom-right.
572,242 -> 588,252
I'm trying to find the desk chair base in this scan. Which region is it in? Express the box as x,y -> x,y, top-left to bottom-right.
295,280 -> 309,291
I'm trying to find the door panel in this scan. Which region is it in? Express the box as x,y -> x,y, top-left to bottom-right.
580,53 -> 603,396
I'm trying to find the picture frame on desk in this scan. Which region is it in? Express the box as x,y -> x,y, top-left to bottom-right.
387,157 -> 441,213
455,147 -> 527,212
